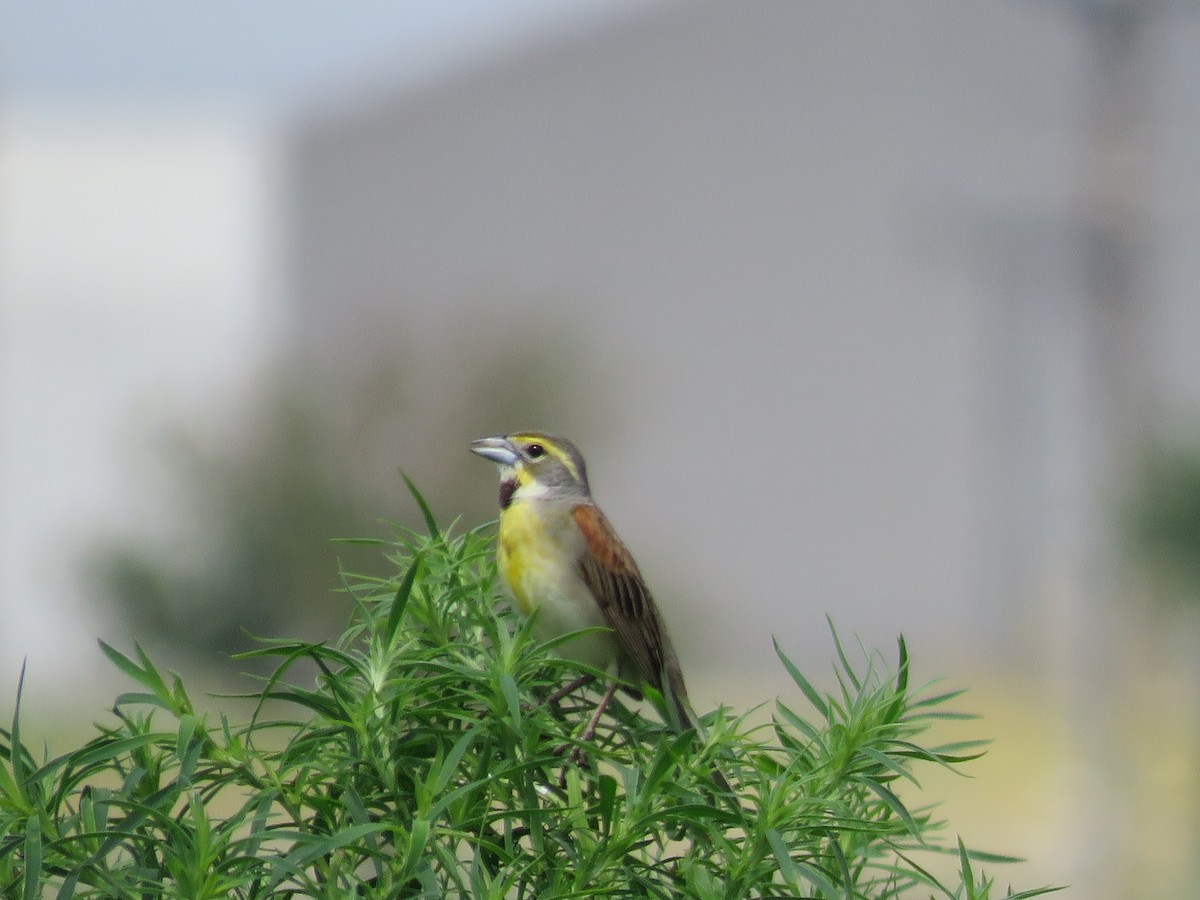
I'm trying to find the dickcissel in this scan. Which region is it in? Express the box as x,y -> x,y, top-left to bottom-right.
471,431 -> 727,789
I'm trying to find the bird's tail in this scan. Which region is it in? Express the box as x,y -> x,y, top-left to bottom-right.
663,664 -> 734,795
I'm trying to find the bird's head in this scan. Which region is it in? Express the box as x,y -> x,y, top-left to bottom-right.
470,432 -> 591,508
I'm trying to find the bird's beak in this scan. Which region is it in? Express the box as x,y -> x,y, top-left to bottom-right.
470,435 -> 520,467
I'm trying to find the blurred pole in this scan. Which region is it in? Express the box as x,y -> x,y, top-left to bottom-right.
1075,1 -> 1154,454
1067,0 -> 1157,894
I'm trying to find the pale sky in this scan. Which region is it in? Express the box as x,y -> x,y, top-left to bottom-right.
0,0 -> 649,107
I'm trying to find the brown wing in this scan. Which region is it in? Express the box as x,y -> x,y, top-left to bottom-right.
573,503 -> 702,735
571,503 -> 671,691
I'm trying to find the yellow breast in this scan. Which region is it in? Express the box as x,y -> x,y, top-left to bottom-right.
497,501 -> 562,616
496,500 -> 616,670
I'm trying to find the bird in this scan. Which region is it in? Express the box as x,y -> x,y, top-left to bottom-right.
470,431 -> 729,791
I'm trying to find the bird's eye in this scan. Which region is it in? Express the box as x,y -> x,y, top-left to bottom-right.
526,443 -> 546,459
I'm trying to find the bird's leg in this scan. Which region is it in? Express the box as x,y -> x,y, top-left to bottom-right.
520,673 -> 594,721
544,673 -> 595,708
554,679 -> 619,786
578,679 -> 619,745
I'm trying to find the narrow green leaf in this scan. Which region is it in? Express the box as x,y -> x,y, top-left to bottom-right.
97,641 -> 152,690
926,742 -> 990,764
597,774 -> 617,830
859,745 -> 921,787
858,775 -> 921,837
883,634 -> 910,724
331,536 -> 393,547
764,827 -> 802,887
176,714 -> 198,757
1001,886 -> 1068,898
913,709 -> 979,722
21,814 -> 42,900
794,859 -> 844,899
231,637 -> 327,658
10,661 -> 28,791
54,871 -> 82,900
385,553 -> 423,645
499,674 -> 522,728
36,733 -> 160,786
0,760 -> 23,806
401,818 -> 432,878
962,847 -> 1028,865
958,836 -> 976,896
265,823 -> 393,890
255,688 -> 343,719
432,726 -> 478,795
340,787 -> 384,885
112,691 -> 175,712
774,637 -> 828,718
133,643 -> 177,708
774,700 -> 820,742
829,836 -> 853,896
826,616 -> 862,692
888,737 -> 989,767
402,471 -> 440,537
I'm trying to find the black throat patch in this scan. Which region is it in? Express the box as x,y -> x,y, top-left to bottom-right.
498,478 -> 518,510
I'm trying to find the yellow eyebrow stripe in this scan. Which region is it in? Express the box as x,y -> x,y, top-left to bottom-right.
546,445 -> 582,482
510,433 -> 583,483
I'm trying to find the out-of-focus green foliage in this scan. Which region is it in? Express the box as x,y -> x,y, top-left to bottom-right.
85,314 -> 606,665
1124,439 -> 1200,606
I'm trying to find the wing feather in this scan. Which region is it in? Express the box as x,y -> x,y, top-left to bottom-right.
571,503 -> 671,691
572,504 -> 719,778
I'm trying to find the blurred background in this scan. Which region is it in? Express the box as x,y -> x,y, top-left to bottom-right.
3,0 -> 1200,894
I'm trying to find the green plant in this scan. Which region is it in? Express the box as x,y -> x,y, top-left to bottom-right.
1125,439 -> 1200,606
2,484 -> 1060,898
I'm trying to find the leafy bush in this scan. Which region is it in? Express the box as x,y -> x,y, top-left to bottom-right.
2,485 -> 1058,898
1125,440 -> 1200,606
